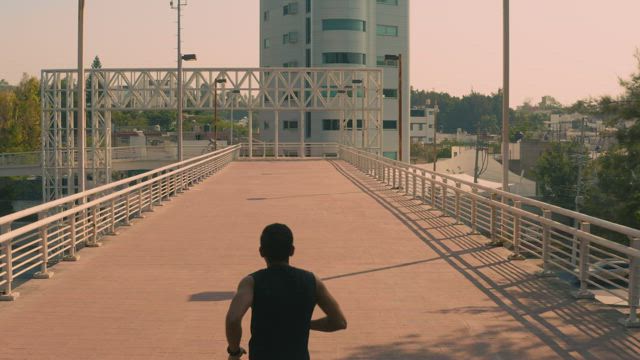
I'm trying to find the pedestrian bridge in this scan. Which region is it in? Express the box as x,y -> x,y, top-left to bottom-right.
1,145 -> 639,359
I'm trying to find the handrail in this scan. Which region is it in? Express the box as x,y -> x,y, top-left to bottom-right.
339,145 -> 640,328
345,146 -> 640,239
0,146 -> 238,227
0,144 -> 239,300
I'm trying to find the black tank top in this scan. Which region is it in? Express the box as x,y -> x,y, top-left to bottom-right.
249,265 -> 317,360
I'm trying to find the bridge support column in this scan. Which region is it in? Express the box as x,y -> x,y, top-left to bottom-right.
0,223 -> 19,301
299,110 -> 305,158
248,111 -> 253,159
274,111 -> 279,159
620,237 -> 640,328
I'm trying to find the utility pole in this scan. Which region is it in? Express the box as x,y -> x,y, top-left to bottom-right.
432,102 -> 439,172
474,126 -> 481,183
171,0 -> 185,162
501,0 -> 510,192
398,54 -> 403,162
77,0 -> 86,193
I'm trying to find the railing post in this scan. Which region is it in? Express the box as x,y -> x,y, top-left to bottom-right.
486,193 -> 504,247
508,201 -> 525,260
86,205 -> 102,248
421,171 -> 426,202
136,187 -> 145,219
620,237 -> 640,328
470,187 -> 479,235
404,168 -> 409,194
572,222 -> 594,299
392,166 -> 397,189
440,179 -> 448,216
106,199 -> 117,236
454,182 -> 461,224
537,209 -> 555,277
34,212 -> 54,279
0,223 -> 19,301
63,213 -> 80,262
412,171 -> 417,197
430,175 -> 436,207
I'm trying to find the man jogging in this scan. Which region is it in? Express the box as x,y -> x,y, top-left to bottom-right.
225,223 -> 347,359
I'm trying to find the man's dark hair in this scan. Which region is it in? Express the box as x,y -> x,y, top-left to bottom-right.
260,223 -> 294,262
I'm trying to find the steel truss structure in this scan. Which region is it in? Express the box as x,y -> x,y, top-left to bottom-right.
41,67 -> 384,200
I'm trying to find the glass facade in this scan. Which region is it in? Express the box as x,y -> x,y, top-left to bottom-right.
322,119 -> 340,131
322,52 -> 366,65
383,120 -> 397,129
322,19 -> 366,32
383,88 -> 398,98
377,24 -> 398,37
377,0 -> 399,5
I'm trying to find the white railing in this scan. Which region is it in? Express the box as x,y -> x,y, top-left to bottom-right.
0,145 -> 239,301
0,151 -> 40,167
340,146 -> 640,328
238,142 -> 340,159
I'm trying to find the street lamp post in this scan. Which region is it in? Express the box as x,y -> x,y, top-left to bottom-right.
229,89 -> 241,145
77,0 -> 86,193
213,78 -> 227,150
385,54 -> 403,162
502,0 -> 510,192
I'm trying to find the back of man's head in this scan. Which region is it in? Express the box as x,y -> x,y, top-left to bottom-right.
260,223 -> 294,262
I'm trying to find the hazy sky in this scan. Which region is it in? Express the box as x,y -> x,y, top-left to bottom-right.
1,0 -> 639,106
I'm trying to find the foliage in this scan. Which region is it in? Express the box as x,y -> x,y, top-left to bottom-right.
0,74 -> 41,152
582,51 -> 640,231
532,141 -> 587,210
91,56 -> 103,69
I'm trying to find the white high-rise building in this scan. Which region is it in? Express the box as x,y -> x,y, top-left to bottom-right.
259,0 -> 410,160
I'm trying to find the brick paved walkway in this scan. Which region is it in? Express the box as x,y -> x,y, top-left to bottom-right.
0,160 -> 638,359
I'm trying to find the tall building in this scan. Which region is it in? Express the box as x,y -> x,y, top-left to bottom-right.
259,0 -> 410,160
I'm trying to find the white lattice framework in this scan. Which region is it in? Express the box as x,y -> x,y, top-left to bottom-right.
41,67 -> 384,201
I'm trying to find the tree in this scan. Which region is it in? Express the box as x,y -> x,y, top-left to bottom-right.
532,142 -> 587,210
91,56 -> 103,69
0,74 -> 40,152
582,51 -> 640,233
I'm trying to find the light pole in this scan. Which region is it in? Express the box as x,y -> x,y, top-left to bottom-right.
352,79 -> 363,148
385,54 -> 403,162
77,0 -> 86,193
432,102 -> 439,172
213,78 -> 227,150
501,0 -> 510,192
229,89 -> 241,145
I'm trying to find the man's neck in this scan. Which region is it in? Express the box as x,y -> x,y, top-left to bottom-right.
267,260 -> 290,268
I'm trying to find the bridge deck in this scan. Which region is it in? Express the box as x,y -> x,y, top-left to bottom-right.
1,160 -> 638,360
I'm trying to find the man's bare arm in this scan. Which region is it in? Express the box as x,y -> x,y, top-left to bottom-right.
225,276 -> 254,353
310,275 -> 347,332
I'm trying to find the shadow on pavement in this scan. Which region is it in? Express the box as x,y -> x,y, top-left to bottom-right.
189,291 -> 235,302
329,160 -> 640,360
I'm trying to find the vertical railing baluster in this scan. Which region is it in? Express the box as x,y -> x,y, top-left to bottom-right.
486,193 -> 503,247
454,182 -> 461,224
470,188 -> 478,235
87,205 -> 101,248
34,212 -> 53,279
508,201 -> 525,260
537,210 -> 554,277
620,237 -> 640,328
64,213 -> 79,262
107,199 -> 117,235
572,222 -> 594,299
0,223 -> 19,301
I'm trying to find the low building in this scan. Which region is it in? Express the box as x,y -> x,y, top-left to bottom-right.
409,107 -> 436,144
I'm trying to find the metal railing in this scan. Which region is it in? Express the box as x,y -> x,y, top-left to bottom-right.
238,142 -> 340,159
340,146 -> 640,328
0,151 -> 40,167
0,145 -> 239,301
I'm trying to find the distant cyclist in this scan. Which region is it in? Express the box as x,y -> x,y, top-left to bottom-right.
225,223 -> 347,359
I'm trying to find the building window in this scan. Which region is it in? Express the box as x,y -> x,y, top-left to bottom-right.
305,112 -> 311,137
283,32 -> 298,44
383,88 -> 398,98
377,0 -> 399,5
410,109 -> 425,117
419,124 -> 425,131
345,119 -> 363,130
383,120 -> 397,129
306,0 -> 311,13
377,24 -> 399,37
383,151 -> 398,160
322,19 -> 366,32
263,121 -> 269,129
283,2 -> 298,15
322,52 -> 366,65
322,119 -> 340,131
263,10 -> 270,22
376,55 -> 398,67
282,61 -> 299,68
283,120 -> 298,129
263,38 -> 270,49
306,17 -> 311,44
306,49 -> 311,67
428,124 -> 433,128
